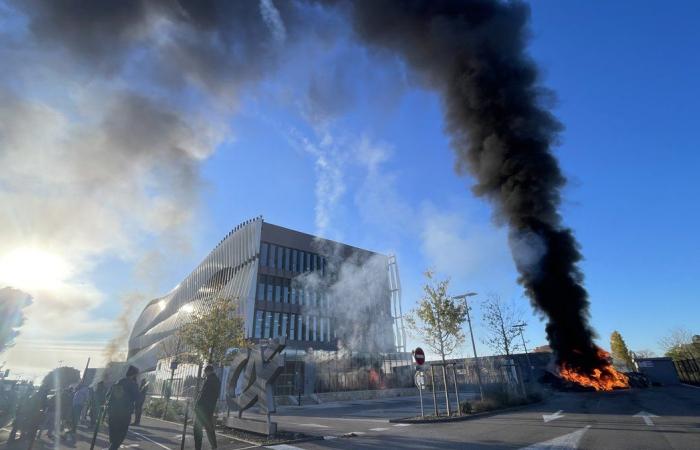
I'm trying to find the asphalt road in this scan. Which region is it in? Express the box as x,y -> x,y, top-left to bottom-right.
264,385 -> 700,449
1,385 -> 698,449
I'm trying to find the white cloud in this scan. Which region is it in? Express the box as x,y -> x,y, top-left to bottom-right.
419,204 -> 516,290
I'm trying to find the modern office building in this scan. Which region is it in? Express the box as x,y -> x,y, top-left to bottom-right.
127,217 -> 407,391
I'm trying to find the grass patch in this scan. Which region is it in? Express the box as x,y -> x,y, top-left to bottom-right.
460,383 -> 544,415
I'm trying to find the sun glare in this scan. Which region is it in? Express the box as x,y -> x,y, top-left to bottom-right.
0,247 -> 72,290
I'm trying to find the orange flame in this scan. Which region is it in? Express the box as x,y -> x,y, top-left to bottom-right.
559,349 -> 630,391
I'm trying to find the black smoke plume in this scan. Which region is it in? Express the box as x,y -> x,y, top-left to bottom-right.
334,0 -> 604,373
11,0 -> 604,373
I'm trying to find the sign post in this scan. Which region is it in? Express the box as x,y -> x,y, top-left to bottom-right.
413,347 -> 428,417
414,371 -> 425,417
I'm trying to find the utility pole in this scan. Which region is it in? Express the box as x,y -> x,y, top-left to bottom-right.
454,293 -> 483,402
512,322 -> 533,381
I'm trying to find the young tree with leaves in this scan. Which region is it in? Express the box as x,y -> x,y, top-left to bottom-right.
406,272 -> 466,416
178,297 -> 248,368
610,331 -> 635,371
406,272 -> 467,363
480,293 -> 522,356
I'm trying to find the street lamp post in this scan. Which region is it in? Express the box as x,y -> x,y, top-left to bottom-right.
512,322 -> 533,381
454,293 -> 483,402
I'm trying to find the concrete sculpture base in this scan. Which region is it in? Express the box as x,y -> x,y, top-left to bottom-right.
225,416 -> 277,435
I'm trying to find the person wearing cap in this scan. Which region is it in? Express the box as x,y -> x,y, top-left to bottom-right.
106,365 -> 140,450
193,365 -> 221,450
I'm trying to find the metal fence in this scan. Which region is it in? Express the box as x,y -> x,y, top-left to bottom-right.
674,358 -> 700,385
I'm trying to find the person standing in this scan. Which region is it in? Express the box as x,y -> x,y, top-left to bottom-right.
106,366 -> 140,450
132,379 -> 148,426
92,379 -> 107,426
193,365 -> 220,450
71,383 -> 89,435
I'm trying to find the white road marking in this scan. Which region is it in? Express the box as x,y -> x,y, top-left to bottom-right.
542,410 -> 565,423
634,411 -> 659,426
520,425 -> 591,450
288,422 -> 330,428
323,435 -> 338,440
129,429 -> 171,450
266,445 -> 306,450
369,427 -> 390,431
393,423 -> 411,427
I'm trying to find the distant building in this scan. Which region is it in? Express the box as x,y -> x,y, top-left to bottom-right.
127,217 -> 408,396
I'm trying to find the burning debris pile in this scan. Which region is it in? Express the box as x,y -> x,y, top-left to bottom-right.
559,349 -> 629,391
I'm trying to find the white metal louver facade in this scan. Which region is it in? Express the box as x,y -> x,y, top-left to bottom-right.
127,216 -> 263,371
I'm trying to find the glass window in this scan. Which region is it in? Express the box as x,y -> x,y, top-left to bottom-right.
291,249 -> 297,272
305,252 -> 310,271
263,312 -> 271,338
290,286 -> 296,305
282,282 -> 289,304
257,278 -> 265,301
281,313 -> 288,337
310,253 -> 315,271
302,315 -> 308,341
321,257 -> 325,276
260,242 -> 269,267
270,245 -> 277,269
254,310 -> 263,339
284,248 -> 290,271
266,279 -> 273,302
312,316 -> 317,342
276,247 -> 283,270
274,282 -> 281,303
273,313 -> 280,338
326,318 -> 331,342
319,317 -> 324,342
290,314 -> 296,340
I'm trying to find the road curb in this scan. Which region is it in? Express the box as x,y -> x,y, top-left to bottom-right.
388,401 -> 543,424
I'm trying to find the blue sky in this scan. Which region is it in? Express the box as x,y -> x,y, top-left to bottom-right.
174,1 -> 699,356
2,1 -> 699,378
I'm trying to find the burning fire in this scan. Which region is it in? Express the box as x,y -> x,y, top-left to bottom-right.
559,349 -> 630,391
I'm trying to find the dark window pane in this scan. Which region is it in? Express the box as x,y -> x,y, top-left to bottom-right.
284,248 -> 290,271
291,249 -> 297,271
268,244 -> 277,269
310,253 -> 315,271
290,314 -> 296,340
260,242 -> 269,267
277,247 -> 283,269
275,283 -> 281,303
257,279 -> 264,301
254,310 -> 262,339
263,312 -> 271,338
282,283 -> 289,304
266,280 -> 273,302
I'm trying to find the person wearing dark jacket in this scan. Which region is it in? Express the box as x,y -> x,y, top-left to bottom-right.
193,365 -> 220,450
132,379 -> 148,425
107,366 -> 140,450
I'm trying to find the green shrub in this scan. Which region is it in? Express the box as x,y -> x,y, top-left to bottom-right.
459,401 -> 472,414
144,397 -> 185,422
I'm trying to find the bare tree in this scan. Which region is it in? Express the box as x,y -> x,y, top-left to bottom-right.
659,327 -> 700,360
631,349 -> 656,359
480,293 -> 523,356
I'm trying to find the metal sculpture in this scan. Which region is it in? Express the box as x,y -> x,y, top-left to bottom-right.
226,337 -> 286,434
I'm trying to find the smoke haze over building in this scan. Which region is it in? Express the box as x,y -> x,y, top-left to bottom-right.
3,0 -> 620,374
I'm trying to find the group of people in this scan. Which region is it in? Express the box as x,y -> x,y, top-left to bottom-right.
104,364 -> 221,450
5,363 -> 220,450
